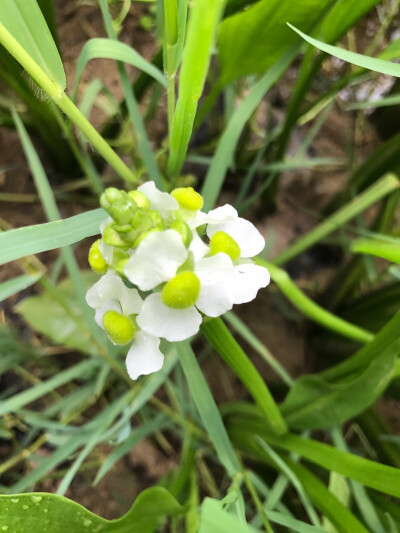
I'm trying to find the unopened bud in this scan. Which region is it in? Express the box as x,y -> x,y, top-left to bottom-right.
128,190 -> 151,210
103,223 -> 129,248
88,239 -> 108,275
170,219 -> 193,248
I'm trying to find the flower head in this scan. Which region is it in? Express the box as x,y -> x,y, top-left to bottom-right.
87,184 -> 270,379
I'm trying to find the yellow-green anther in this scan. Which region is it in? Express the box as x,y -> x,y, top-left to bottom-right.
210,231 -> 241,261
128,190 -> 151,210
88,239 -> 108,275
170,219 -> 193,247
171,187 -> 204,211
149,209 -> 165,230
103,224 -> 129,248
102,310 -> 135,345
132,227 -> 162,248
161,272 -> 200,309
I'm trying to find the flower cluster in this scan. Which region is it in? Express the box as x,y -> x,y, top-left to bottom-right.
86,182 -> 270,380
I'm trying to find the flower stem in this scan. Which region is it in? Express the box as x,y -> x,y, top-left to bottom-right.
201,318 -> 288,436
0,21 -> 137,184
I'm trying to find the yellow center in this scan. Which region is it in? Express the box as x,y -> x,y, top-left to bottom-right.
102,310 -> 135,345
171,187 -> 204,211
161,272 -> 200,309
210,231 -> 241,261
88,240 -> 108,275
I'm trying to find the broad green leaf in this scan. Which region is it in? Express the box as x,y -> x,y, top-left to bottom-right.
0,209 -> 107,266
0,0 -> 65,88
289,24 -> 400,77
217,0 -> 333,83
0,488 -> 183,532
0,273 -> 41,303
281,350 -> 395,429
351,238 -> 400,264
72,38 -> 166,101
16,271 -> 101,355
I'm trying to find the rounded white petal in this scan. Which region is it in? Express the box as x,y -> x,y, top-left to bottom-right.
189,204 -> 238,229
124,230 -> 188,290
231,263 -> 270,304
117,285 -> 143,316
137,182 -> 178,213
195,254 -> 234,317
86,270 -> 122,309
125,330 -> 164,380
207,217 -> 265,258
189,231 -> 209,261
137,293 -> 202,342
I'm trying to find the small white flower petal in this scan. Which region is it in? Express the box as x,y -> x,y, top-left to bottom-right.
231,263 -> 270,304
207,217 -> 265,257
124,230 -> 188,290
125,330 -> 164,380
189,204 -> 238,229
117,285 -> 143,316
189,231 -> 209,261
195,254 -> 234,317
86,270 -> 122,309
137,293 -> 202,342
138,181 -> 178,213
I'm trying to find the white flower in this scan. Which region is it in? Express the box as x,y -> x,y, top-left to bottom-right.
137,253 -> 235,342
123,230 -> 188,291
86,270 -> 164,380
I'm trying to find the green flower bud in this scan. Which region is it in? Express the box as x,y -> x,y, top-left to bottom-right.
210,231 -> 241,261
170,219 -> 193,248
102,310 -> 135,345
110,202 -> 135,225
103,223 -> 129,248
130,209 -> 153,232
171,187 -> 204,211
88,239 -> 108,275
105,187 -> 122,204
128,190 -> 151,210
149,209 -> 165,230
161,272 -> 200,309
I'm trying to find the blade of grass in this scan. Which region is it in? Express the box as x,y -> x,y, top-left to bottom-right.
258,260 -> 374,344
0,273 -> 41,303
273,173 -> 399,266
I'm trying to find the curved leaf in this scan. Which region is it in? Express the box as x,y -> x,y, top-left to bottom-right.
0,0 -> 65,88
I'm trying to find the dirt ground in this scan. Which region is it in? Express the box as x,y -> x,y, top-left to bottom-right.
0,0 -> 395,520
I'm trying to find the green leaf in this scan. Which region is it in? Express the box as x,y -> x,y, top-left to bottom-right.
288,23 -> 400,77
199,498 -> 260,533
16,271 -> 100,355
0,209 -> 107,266
0,0 -> 65,88
217,0 -> 333,83
281,349 -> 396,429
0,273 -> 41,303
0,488 -> 183,532
167,0 -> 225,177
72,37 -> 166,100
351,238 -> 400,264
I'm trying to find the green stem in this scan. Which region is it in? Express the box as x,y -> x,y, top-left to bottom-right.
0,21 -> 136,184
259,259 -> 374,344
201,318 -> 288,436
273,173 -> 399,266
164,0 -> 178,134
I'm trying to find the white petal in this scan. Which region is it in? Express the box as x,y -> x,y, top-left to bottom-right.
137,293 -> 202,342
124,230 -> 188,290
125,330 -> 164,380
231,263 -> 270,304
117,285 -> 143,316
207,217 -> 265,258
189,204 -> 238,229
138,182 -> 178,213
195,254 -> 234,317
98,240 -> 114,266
189,231 -> 209,261
86,270 -> 122,309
